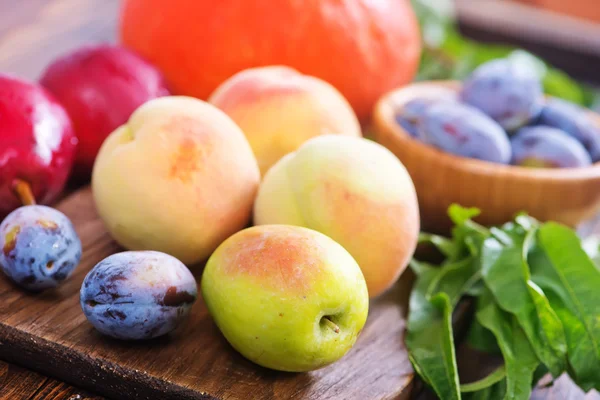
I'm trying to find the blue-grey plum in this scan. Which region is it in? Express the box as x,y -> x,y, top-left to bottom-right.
538,98 -> 600,162
395,98 -> 441,137
461,59 -> 544,131
511,126 -> 592,168
418,102 -> 512,164
0,205 -> 81,291
80,251 -> 197,340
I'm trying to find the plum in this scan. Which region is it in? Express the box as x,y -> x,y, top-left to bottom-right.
537,98 -> 600,162
418,102 -> 512,164
0,205 -> 81,291
395,115 -> 419,137
461,59 -> 544,131
511,126 -> 592,168
80,251 -> 197,340
40,45 -> 170,179
395,98 -> 442,137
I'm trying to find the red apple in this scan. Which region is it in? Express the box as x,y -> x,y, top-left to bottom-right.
0,74 -> 77,217
40,44 -> 170,179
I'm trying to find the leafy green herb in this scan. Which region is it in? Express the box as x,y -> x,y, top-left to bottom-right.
406,269 -> 461,399
409,258 -> 438,277
427,257 -> 480,307
476,290 -> 540,400
530,223 -> 600,391
419,232 -> 457,258
480,229 -> 567,375
448,204 -> 481,226
407,205 -> 600,399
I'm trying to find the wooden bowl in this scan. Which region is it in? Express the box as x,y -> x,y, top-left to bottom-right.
372,81 -> 600,232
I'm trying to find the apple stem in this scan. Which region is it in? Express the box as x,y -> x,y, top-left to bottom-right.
12,179 -> 36,206
322,317 -> 340,334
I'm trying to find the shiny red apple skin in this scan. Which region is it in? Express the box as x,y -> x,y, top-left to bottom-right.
0,74 -> 77,217
40,45 -> 170,180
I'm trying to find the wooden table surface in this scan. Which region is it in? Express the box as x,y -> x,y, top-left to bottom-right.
0,0 -> 599,399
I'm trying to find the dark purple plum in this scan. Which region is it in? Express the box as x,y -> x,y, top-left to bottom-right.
418,102 -> 512,164
511,126 -> 592,168
461,59 -> 543,131
537,98 -> 600,162
0,205 -> 81,291
80,251 -> 197,340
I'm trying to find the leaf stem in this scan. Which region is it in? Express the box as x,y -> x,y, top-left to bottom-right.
460,365 -> 506,392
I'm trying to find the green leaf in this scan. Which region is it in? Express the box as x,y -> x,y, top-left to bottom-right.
419,232 -> 456,258
409,259 -> 438,276
529,223 -> 600,391
449,210 -> 489,246
461,366 -> 506,393
444,204 -> 490,263
513,214 -> 539,232
406,268 -> 461,400
427,257 -> 480,307
465,279 -> 487,297
449,204 -> 481,226
475,290 -> 541,400
480,229 -> 567,375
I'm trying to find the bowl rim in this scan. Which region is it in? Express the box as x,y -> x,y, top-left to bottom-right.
373,80 -> 600,181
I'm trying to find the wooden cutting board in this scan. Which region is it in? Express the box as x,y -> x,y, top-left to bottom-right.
0,187 -> 415,400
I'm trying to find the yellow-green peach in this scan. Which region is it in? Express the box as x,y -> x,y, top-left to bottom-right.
208,66 -> 362,175
254,135 -> 420,297
92,96 -> 260,265
202,225 -> 369,372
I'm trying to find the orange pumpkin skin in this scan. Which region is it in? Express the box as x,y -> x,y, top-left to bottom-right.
119,0 -> 421,121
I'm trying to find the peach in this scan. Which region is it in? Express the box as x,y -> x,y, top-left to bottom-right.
92,96 -> 260,265
208,66 -> 362,175
253,135 -> 420,297
202,225 -> 369,371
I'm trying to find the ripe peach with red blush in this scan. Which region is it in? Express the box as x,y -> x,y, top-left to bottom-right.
209,66 -> 361,175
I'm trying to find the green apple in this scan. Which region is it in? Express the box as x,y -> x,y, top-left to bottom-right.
201,225 -> 369,372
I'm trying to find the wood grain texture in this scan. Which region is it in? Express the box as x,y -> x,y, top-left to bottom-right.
0,188 -> 414,400
0,360 -> 100,400
0,359 -> 49,400
372,81 -> 600,233
29,378 -> 103,400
